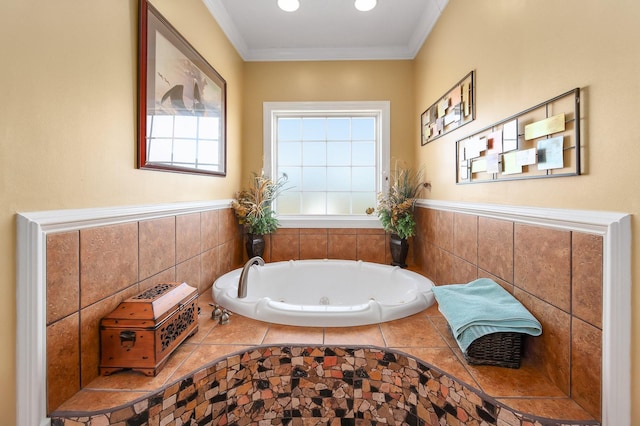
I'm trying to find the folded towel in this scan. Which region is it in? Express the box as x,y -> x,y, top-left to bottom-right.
432,278 -> 542,353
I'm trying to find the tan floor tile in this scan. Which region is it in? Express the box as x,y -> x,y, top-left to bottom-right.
423,302 -> 442,317
379,313 -> 448,347
170,344 -> 249,380
85,342 -> 198,391
55,389 -> 150,413
428,316 -> 459,349
85,370 -> 165,392
496,397 -> 595,421
398,347 -> 480,390
193,316 -> 218,343
200,314 -> 269,345
323,325 -> 385,346
464,358 -> 567,398
262,324 -> 324,344
191,292 -> 220,343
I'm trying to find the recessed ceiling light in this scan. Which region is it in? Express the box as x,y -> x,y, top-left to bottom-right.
277,0 -> 300,12
354,0 -> 377,12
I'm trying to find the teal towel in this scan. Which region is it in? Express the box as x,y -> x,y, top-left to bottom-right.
432,278 -> 542,353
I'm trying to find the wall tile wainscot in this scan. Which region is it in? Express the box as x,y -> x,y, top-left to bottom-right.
16,200 -> 630,425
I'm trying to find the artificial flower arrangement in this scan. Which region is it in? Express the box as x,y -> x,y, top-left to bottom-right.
232,171 -> 289,235
367,162 -> 430,240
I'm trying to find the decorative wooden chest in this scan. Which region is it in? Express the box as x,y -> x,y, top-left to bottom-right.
100,282 -> 199,376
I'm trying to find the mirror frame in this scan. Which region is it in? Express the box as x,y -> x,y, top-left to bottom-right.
138,0 -> 227,176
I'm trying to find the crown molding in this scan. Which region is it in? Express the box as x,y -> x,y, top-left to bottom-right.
202,0 -> 447,61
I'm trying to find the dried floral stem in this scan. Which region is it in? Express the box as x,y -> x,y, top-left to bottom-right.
232,172 -> 289,235
368,162 -> 430,240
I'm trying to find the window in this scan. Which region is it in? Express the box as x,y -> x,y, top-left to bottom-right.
264,101 -> 390,222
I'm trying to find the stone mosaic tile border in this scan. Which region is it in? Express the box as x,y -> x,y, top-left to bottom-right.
51,345 -> 600,426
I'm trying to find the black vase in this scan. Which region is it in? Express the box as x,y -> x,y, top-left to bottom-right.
245,233 -> 265,258
389,233 -> 409,268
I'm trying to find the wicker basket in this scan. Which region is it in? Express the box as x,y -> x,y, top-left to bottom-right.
464,332 -> 523,369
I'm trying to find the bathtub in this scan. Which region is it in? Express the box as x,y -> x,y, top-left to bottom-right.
212,259 -> 435,327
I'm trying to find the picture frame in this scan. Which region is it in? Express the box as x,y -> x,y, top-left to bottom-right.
421,71 -> 475,145
138,0 -> 227,176
455,87 -> 580,184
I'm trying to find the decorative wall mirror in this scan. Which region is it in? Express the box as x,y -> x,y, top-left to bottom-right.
138,0 -> 227,176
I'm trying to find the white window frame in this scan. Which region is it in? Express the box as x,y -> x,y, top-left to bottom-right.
263,101 -> 390,228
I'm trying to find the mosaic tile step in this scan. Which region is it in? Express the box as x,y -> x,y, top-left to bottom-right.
52,346 -> 598,426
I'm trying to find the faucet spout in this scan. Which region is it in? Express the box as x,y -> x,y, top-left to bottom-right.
238,256 -> 265,298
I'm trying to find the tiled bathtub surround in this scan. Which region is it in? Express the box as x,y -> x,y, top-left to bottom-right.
23,203 -> 624,424
51,342 -> 597,426
250,227 -> 397,265
412,207 -> 603,421
45,223 -> 408,414
45,209 -> 602,420
45,207 -> 244,413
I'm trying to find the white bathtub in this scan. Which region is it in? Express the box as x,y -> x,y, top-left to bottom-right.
212,259 -> 435,327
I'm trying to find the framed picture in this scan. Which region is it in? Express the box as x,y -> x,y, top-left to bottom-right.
421,71 -> 475,145
138,0 -> 226,176
455,87 -> 580,184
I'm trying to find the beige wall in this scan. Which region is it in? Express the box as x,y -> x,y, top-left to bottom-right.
241,60 -> 415,175
414,0 -> 640,422
0,1 -> 243,424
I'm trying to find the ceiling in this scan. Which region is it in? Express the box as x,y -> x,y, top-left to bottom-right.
202,0 -> 449,61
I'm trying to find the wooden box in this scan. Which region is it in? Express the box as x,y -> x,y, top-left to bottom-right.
100,282 -> 199,376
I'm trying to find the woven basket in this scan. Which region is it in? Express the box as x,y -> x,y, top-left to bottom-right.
464,332 -> 523,369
